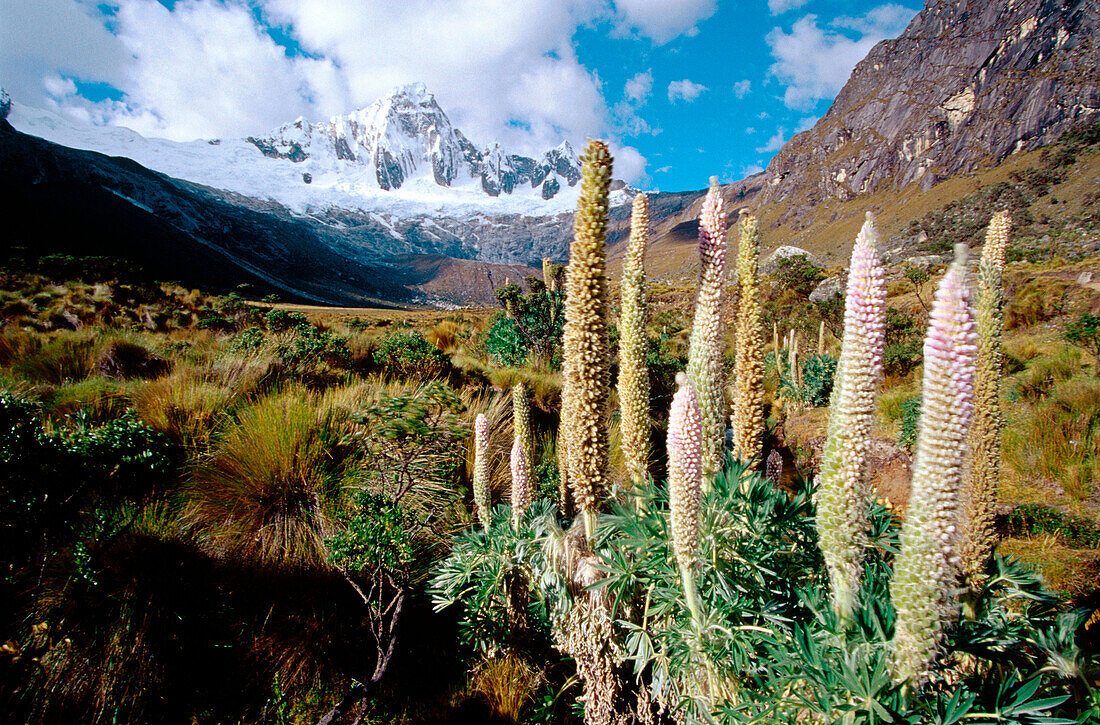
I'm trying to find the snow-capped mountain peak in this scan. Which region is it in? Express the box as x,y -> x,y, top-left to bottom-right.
245,83 -> 581,200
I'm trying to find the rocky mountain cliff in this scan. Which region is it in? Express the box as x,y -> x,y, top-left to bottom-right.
757,0 -> 1099,221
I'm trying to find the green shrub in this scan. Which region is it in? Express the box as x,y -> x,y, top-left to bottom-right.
1004,503 -> 1100,548
773,254 -> 825,297
898,394 -> 921,451
483,315 -> 527,367
375,331 -> 449,378
264,309 -> 309,333
275,323 -> 352,370
228,326 -> 266,352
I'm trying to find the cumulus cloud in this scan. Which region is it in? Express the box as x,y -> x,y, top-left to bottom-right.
613,0 -> 718,44
755,127 -> 786,153
0,0 -> 128,111
733,79 -> 751,98
610,142 -> 649,185
766,5 -> 917,111
668,78 -> 707,103
741,162 -> 766,175
767,0 -> 811,15
624,70 -> 653,104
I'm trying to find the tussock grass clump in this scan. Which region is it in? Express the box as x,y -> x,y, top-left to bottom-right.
470,652 -> 544,723
12,331 -> 95,384
183,393 -> 355,568
130,369 -> 238,449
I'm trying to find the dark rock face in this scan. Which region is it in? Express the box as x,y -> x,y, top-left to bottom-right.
541,176 -> 560,200
759,0 -> 1100,216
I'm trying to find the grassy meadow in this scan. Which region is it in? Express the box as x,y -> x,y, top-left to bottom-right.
2,127 -> 1100,723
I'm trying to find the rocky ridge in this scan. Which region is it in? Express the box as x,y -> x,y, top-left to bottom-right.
248,83 -> 583,200
758,0 -> 1100,220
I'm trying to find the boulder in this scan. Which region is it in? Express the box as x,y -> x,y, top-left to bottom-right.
762,245 -> 822,275
809,275 -> 844,302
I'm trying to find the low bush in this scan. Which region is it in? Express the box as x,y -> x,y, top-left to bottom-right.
374,330 -> 449,378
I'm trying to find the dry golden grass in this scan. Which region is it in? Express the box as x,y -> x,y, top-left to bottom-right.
129,367 -> 238,450
470,652 -> 544,723
999,535 -> 1100,596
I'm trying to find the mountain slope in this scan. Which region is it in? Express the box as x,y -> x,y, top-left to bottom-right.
759,0 -> 1100,221
624,0 -> 1100,278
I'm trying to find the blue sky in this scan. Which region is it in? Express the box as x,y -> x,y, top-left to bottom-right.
1,0 -> 919,192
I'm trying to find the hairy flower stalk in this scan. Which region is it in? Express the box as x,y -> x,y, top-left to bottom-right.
730,212 -> 765,471
511,438 -> 531,527
512,383 -> 534,481
890,244 -> 978,688
668,372 -> 704,626
814,213 -> 887,623
474,413 -> 491,530
959,212 -> 1011,592
561,140 -> 613,541
686,178 -> 729,490
618,194 -> 652,496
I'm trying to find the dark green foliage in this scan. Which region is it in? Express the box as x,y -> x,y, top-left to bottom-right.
483,314 -> 528,367
489,280 -> 565,366
228,325 -> 266,352
374,330 -> 449,378
898,394 -> 922,451
1063,313 -> 1100,366
779,353 -> 838,407
1004,504 -> 1100,549
327,492 -> 417,576
774,254 -> 825,297
647,330 -> 687,417
275,321 -> 352,370
884,306 -> 923,377
264,308 -> 309,332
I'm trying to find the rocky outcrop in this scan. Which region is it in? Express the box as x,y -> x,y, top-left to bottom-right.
758,0 -> 1100,219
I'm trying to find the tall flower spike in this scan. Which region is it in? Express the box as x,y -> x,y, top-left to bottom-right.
959,211 -> 1011,592
814,213 -> 887,623
473,413 -> 491,530
890,244 -> 978,688
668,372 -> 704,624
731,212 -> 765,471
511,438 -> 531,527
561,139 -> 613,541
686,178 -> 729,490
618,193 -> 652,494
512,383 -> 534,482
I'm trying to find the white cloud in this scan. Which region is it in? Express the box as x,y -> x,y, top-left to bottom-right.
833,4 -> 916,35
766,5 -> 917,111
0,0 -> 128,111
612,0 -> 718,44
733,79 -> 751,98
668,78 -> 707,103
795,115 -> 817,132
741,162 -> 765,175
624,70 -> 653,104
745,126 -> 756,134
767,0 -> 811,15
755,127 -> 786,153
654,165 -> 672,174
610,142 -> 648,185
3,0 -> 655,177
